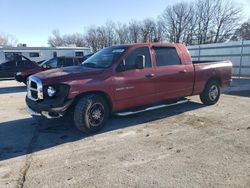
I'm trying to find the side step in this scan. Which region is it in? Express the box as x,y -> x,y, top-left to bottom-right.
116,99 -> 189,116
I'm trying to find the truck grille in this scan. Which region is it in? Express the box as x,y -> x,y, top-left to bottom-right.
27,76 -> 43,101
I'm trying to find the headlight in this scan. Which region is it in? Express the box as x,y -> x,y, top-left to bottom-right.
47,86 -> 56,97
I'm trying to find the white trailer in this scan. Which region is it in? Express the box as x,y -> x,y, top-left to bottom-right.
0,46 -> 91,64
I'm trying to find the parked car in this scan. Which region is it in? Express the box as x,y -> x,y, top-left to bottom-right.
26,43 -> 232,134
0,54 -> 38,79
15,54 -> 93,83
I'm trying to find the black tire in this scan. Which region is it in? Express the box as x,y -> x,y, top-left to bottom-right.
74,94 -> 109,134
200,80 -> 220,105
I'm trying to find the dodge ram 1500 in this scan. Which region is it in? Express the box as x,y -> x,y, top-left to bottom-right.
26,43 -> 232,133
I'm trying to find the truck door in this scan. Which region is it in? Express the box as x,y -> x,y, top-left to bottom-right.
113,46 -> 157,111
0,61 -> 17,78
153,47 -> 194,100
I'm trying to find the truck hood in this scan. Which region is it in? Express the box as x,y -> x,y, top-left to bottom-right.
21,67 -> 43,76
34,66 -> 104,84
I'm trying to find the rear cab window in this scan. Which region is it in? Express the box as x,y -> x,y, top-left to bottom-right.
154,47 -> 182,67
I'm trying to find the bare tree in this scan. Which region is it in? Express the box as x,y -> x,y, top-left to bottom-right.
105,21 -> 117,46
0,33 -> 18,47
48,29 -> 65,47
195,0 -> 216,44
116,22 -> 129,44
231,19 -> 250,40
213,0 -> 241,43
155,20 -> 165,42
50,0 -> 243,50
161,2 -> 194,43
194,0 -> 241,44
128,21 -> 141,43
85,27 -> 99,52
96,26 -> 108,49
63,33 -> 86,47
140,18 -> 157,42
159,0 -> 242,45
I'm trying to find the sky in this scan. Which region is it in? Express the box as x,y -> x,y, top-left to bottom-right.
0,0 -> 250,47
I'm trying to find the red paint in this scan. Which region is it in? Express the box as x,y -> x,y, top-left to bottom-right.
34,43 -> 232,112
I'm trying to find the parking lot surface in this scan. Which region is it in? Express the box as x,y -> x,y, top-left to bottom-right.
0,79 -> 250,188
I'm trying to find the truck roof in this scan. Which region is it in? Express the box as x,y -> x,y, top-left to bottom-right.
112,42 -> 184,49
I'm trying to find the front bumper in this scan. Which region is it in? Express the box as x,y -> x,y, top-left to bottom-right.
26,96 -> 73,119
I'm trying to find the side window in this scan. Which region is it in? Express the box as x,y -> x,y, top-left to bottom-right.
125,47 -> 152,70
64,58 -> 74,67
5,52 -> 22,61
75,51 -> 84,57
154,47 -> 181,67
29,52 -> 39,57
47,58 -> 58,68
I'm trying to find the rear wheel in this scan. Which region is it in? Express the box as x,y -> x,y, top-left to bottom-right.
200,80 -> 220,105
74,95 -> 109,134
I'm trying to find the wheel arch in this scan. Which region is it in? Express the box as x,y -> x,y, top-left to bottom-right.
73,91 -> 113,112
206,76 -> 222,87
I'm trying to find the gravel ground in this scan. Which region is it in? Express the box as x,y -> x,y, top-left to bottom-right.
0,79 -> 250,188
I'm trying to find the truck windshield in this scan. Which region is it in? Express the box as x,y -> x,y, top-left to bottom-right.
39,58 -> 58,68
82,46 -> 127,68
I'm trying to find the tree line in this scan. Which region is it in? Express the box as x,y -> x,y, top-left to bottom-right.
1,0 -> 250,50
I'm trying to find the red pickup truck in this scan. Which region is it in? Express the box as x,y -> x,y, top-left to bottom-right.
26,43 -> 232,133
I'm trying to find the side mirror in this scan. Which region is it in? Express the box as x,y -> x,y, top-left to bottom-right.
135,55 -> 145,69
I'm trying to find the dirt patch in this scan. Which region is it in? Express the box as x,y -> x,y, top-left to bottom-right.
174,114 -> 221,128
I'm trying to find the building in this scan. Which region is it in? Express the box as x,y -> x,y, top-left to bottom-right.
0,46 -> 91,64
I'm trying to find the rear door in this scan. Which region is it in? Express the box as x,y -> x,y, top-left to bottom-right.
153,47 -> 194,100
112,46 -> 157,110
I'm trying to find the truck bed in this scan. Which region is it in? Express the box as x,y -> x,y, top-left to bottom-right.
192,60 -> 233,95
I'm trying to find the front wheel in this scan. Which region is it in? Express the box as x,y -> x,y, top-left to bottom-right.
200,80 -> 220,105
74,95 -> 109,134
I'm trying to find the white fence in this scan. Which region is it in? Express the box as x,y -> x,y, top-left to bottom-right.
188,40 -> 250,77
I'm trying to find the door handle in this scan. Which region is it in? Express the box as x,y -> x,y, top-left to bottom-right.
179,70 -> 187,74
145,73 -> 155,78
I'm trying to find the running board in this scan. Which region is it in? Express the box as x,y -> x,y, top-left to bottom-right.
116,99 -> 189,116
